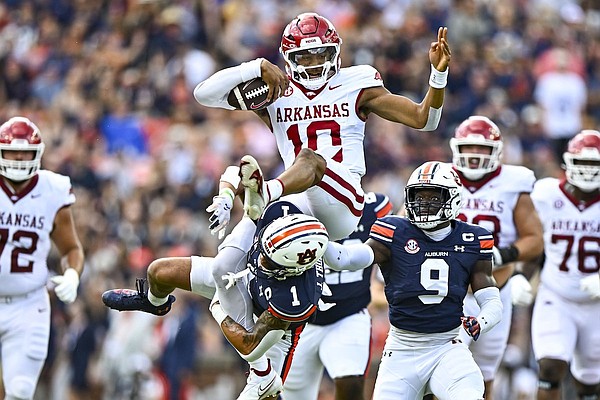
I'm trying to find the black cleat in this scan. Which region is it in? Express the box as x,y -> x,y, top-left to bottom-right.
101,278 -> 175,316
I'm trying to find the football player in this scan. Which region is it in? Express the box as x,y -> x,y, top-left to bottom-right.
103,200 -> 329,400
283,192 -> 393,400
323,161 -> 503,400
194,12 -> 451,242
0,116 -> 85,400
530,130 -> 600,400
450,116 -> 544,400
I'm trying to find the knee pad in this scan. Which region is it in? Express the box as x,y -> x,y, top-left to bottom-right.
538,379 -> 560,391
6,376 -> 36,400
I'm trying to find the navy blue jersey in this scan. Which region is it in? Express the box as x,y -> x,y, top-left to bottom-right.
370,216 -> 494,333
249,259 -> 325,330
248,200 -> 326,329
314,192 -> 393,325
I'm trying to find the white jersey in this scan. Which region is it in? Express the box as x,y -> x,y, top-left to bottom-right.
531,178 -> 600,302
266,65 -> 384,177
456,165 -> 535,247
0,171 -> 75,296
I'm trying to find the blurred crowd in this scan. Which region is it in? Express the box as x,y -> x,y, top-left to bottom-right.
0,0 -> 598,399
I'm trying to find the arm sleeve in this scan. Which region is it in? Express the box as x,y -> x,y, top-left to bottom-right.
193,58 -> 262,109
324,242 -> 375,271
473,286 -> 503,335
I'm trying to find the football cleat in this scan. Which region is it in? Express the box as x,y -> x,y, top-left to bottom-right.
237,359 -> 283,400
101,278 -> 175,316
240,155 -> 268,221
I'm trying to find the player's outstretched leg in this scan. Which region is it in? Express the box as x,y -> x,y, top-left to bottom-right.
240,155 -> 268,221
102,278 -> 176,316
237,358 -> 283,400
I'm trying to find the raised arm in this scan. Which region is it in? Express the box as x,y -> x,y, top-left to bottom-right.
358,27 -> 451,130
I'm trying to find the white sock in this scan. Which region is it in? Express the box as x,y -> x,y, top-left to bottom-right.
265,179 -> 284,203
249,356 -> 269,372
148,290 -> 168,306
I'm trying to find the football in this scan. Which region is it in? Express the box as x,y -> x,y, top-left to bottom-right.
227,78 -> 273,111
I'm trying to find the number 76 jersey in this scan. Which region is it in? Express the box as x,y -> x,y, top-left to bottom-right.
531,177 -> 600,302
265,65 -> 384,177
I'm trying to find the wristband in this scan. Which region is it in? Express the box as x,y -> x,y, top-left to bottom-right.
499,245 -> 520,264
240,58 -> 264,82
429,64 -> 448,89
220,166 -> 241,189
210,300 -> 228,325
219,187 -> 235,203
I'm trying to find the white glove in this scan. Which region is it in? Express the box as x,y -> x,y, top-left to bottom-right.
50,268 -> 80,304
206,190 -> 234,239
509,274 -> 533,306
580,274 -> 600,299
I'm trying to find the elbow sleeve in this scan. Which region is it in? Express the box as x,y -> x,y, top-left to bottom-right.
473,286 -> 503,335
193,58 -> 263,109
324,242 -> 374,271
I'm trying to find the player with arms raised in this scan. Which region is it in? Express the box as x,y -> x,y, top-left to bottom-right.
0,117 -> 84,400
194,12 -> 451,241
450,116 -> 544,400
323,162 -> 503,399
530,130 -> 600,400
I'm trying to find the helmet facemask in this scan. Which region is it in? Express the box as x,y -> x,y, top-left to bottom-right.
451,116 -> 503,180
0,117 -> 45,182
283,43 -> 340,90
563,151 -> 600,192
404,162 -> 462,230
450,140 -> 503,180
405,186 -> 460,230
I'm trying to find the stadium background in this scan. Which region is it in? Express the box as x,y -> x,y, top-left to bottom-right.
0,0 -> 597,398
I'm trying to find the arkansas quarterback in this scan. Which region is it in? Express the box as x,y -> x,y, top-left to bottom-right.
194,12 -> 451,242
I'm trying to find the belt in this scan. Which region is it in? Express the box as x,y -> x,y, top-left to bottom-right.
0,287 -> 44,304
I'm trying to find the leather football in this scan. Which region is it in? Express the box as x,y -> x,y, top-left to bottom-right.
227,78 -> 273,111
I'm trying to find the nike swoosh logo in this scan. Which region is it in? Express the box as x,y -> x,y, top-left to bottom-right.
258,375 -> 276,396
250,98 -> 270,110
329,84 -> 342,90
31,194 -> 41,198
38,308 -> 47,313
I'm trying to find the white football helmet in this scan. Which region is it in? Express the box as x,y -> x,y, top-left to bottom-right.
258,213 -> 329,279
280,13 -> 342,90
0,116 -> 45,181
450,116 -> 503,180
405,161 -> 463,230
563,130 -> 600,192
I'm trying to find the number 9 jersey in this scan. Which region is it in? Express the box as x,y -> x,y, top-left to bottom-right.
370,216 -> 494,333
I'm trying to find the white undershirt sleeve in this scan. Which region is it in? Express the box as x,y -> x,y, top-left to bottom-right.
193,58 -> 263,110
324,242 -> 375,271
473,286 -> 503,334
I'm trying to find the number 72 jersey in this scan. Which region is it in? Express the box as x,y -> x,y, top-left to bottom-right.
531,177 -> 600,302
370,216 -> 494,334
